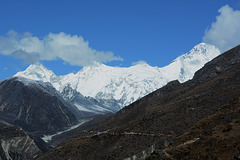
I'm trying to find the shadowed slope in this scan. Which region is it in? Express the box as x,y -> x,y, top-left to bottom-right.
0,77 -> 79,136
160,98 -> 240,160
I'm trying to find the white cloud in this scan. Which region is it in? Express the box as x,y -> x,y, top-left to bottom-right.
132,60 -> 147,65
203,5 -> 240,52
0,31 -> 123,66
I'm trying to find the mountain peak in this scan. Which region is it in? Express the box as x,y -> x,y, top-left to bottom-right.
15,62 -> 58,83
132,61 -> 151,68
25,62 -> 48,71
160,43 -> 221,83
186,43 -> 220,57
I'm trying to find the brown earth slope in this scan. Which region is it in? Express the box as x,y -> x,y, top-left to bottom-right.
159,98 -> 240,160
38,44 -> 240,160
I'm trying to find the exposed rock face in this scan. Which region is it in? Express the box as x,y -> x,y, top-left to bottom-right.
0,121 -> 47,160
0,77 -> 79,135
192,44 -> 240,84
61,84 -> 113,114
38,45 -> 240,160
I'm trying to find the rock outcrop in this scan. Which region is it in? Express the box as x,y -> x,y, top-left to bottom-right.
0,121 -> 47,160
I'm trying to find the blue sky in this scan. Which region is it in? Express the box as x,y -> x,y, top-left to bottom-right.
0,0 -> 240,80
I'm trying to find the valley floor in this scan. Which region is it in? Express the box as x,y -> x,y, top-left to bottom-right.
42,118 -> 92,144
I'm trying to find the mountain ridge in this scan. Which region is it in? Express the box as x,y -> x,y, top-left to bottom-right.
38,44 -> 240,160
15,42 -> 221,109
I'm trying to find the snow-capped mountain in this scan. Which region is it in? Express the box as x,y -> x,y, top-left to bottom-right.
16,62 -> 58,83
160,43 -> 221,82
15,43 -> 221,109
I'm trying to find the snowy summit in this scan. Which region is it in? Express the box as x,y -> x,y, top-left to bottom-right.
15,43 -> 221,109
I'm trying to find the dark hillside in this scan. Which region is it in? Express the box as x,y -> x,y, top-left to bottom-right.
0,77 -> 79,136
159,97 -> 240,160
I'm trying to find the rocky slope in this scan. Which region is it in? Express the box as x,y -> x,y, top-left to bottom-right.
15,43 -> 220,109
61,84 -> 112,114
0,120 -> 48,160
0,77 -> 82,136
0,75 -> 113,154
38,44 -> 240,160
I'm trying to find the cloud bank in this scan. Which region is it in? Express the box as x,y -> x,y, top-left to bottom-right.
203,5 -> 240,52
0,31 -> 123,66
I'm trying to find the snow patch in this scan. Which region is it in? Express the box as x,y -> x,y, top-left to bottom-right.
41,119 -> 91,143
